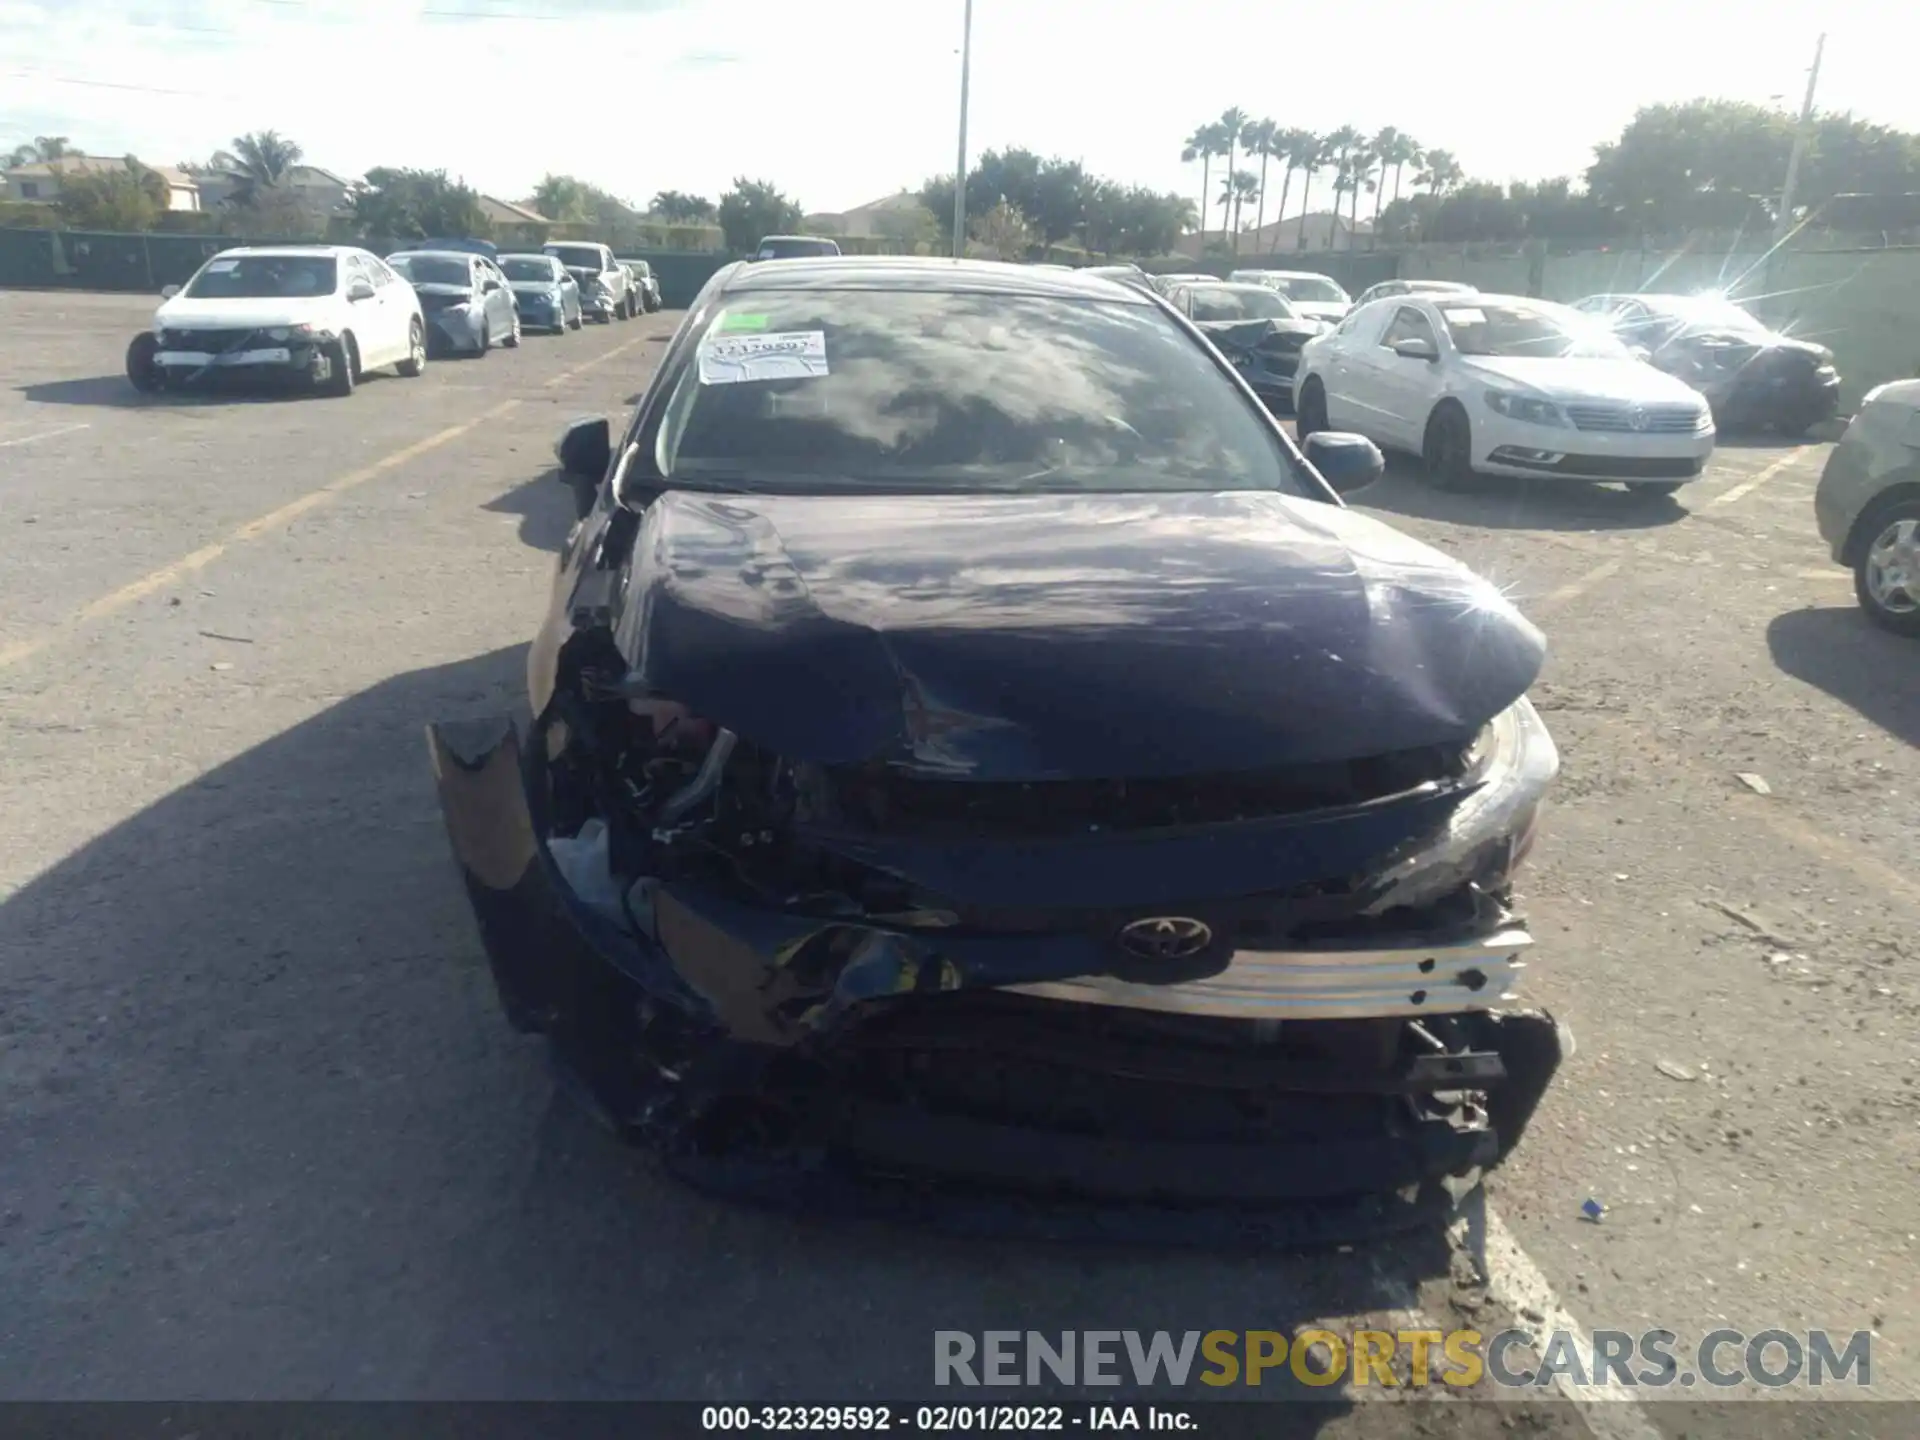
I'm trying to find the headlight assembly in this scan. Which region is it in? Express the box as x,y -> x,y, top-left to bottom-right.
1484,389 -> 1568,427
1362,697 -> 1560,915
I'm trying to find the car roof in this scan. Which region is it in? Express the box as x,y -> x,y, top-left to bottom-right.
1234,269 -> 1329,280
717,255 -> 1158,303
759,234 -> 837,242
209,244 -> 358,258
1180,281 -> 1284,295
387,249 -> 481,262
498,252 -> 558,262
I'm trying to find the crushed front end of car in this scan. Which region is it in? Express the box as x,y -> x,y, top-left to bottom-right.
429,490 -> 1570,1245
1199,317 -> 1324,414
137,324 -> 342,390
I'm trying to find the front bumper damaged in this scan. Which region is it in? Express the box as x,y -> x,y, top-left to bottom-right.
427,717 -> 1570,1247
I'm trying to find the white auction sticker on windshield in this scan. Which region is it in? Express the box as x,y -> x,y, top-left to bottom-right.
698,330 -> 828,385
205,259 -> 238,272
1444,307 -> 1488,325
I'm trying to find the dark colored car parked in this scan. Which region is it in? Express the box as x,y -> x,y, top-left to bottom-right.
501,253 -> 583,333
1166,280 -> 1328,413
427,258 -> 1566,1245
751,234 -> 842,261
1572,291 -> 1842,436
388,250 -> 521,356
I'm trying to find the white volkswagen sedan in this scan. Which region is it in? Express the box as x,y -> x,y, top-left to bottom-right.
1295,293 -> 1716,493
128,245 -> 426,397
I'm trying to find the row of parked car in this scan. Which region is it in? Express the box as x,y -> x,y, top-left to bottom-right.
1074,260 -> 1920,637
123,238 -> 663,397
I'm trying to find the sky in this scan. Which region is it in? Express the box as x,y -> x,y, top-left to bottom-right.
2,0 -> 1912,218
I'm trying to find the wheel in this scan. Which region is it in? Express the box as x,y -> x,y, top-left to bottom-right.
397,318 -> 427,377
1853,499 -> 1920,637
1295,376 -> 1328,438
125,331 -> 163,393
321,334 -> 357,397
477,321 -> 491,357
503,312 -> 521,348
569,309 -> 583,330
1421,402 -> 1476,490
1633,481 -> 1685,499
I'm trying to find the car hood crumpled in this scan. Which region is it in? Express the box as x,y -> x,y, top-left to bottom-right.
154,295 -> 340,330
609,489 -> 1544,781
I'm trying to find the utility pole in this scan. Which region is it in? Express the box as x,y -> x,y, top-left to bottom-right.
951,0 -> 974,259
1773,33 -> 1825,245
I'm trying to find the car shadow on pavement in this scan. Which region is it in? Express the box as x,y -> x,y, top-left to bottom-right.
1767,606 -> 1920,746
1356,454 -> 1689,533
482,470 -> 584,552
0,643 -> 1452,1409
17,376 -> 349,409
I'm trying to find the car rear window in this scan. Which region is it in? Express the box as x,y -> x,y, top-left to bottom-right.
547,245 -> 605,270
755,237 -> 840,259
648,288 -> 1311,497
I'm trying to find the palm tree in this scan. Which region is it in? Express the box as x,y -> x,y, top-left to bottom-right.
1244,119 -> 1278,244
1180,122 -> 1227,243
1217,170 -> 1261,248
1369,128 -> 1418,247
1217,107 -> 1249,242
1269,129 -> 1313,245
1292,133 -> 1327,250
232,130 -> 301,186
5,134 -> 72,168
1344,137 -> 1379,249
1416,148 -> 1464,196
1318,126 -> 1362,250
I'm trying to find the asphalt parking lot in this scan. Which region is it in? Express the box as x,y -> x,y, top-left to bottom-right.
2,289 -> 1916,1430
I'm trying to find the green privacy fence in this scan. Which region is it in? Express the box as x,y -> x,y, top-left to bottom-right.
0,227 -> 736,309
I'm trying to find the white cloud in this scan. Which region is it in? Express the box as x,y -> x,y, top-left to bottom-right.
2,0 -> 1913,215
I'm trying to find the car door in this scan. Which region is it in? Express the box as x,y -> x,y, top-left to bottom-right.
339,253 -> 388,363
1316,303 -> 1389,433
556,259 -> 579,320
360,253 -> 409,363
1363,304 -> 1446,449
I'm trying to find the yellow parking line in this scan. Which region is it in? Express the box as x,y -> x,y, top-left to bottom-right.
1539,558 -> 1622,608
0,332 -> 655,675
1707,446 -> 1814,509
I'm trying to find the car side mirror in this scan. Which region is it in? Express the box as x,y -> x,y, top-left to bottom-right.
1302,431 -> 1385,498
160,283 -> 180,299
347,279 -> 376,302
555,416 -> 612,482
1392,337 -> 1439,361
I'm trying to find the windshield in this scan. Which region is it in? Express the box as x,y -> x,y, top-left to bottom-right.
547,246 -> 604,271
1645,295 -> 1770,335
501,258 -> 554,283
1271,275 -> 1349,304
647,289 -> 1312,498
1439,301 -> 1631,359
389,255 -> 471,287
184,254 -> 337,299
1188,287 -> 1297,323
756,237 -> 839,259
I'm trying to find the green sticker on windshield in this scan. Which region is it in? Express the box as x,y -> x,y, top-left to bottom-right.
716,311 -> 771,333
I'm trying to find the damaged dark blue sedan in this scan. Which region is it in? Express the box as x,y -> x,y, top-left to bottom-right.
428,257 -> 1569,1245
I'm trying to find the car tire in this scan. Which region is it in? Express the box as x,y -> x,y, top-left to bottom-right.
569,310 -> 583,330
321,334 -> 357,397
1295,376 -> 1328,439
1422,402 -> 1476,491
1852,498 -> 1920,637
126,331 -> 163,393
477,321 -> 491,357
1634,481 -> 1685,499
397,318 -> 427,377
504,312 -> 521,348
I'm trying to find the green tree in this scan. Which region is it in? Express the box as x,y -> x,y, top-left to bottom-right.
5,134 -> 71,167
717,177 -> 803,252
650,189 -> 716,223
1321,126 -> 1363,249
1026,158 -> 1087,255
52,157 -> 168,230
873,205 -> 936,252
228,130 -> 301,194
353,168 -> 490,240
1218,169 -> 1260,247
1371,127 -> 1420,247
971,199 -> 1034,259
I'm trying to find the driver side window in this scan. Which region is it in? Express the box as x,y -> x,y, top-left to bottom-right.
1380,306 -> 1438,350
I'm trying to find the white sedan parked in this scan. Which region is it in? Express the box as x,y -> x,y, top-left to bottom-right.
129,245 -> 426,397
1294,293 -> 1716,493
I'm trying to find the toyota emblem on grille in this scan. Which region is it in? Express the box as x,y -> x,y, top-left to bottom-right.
1117,916 -> 1214,960
1629,404 -> 1650,431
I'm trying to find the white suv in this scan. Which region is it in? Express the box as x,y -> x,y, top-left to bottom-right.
128,245 -> 426,397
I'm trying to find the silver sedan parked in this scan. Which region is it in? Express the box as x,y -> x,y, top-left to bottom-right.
501,253 -> 583,333
388,250 -> 521,356
1814,380 -> 1920,634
